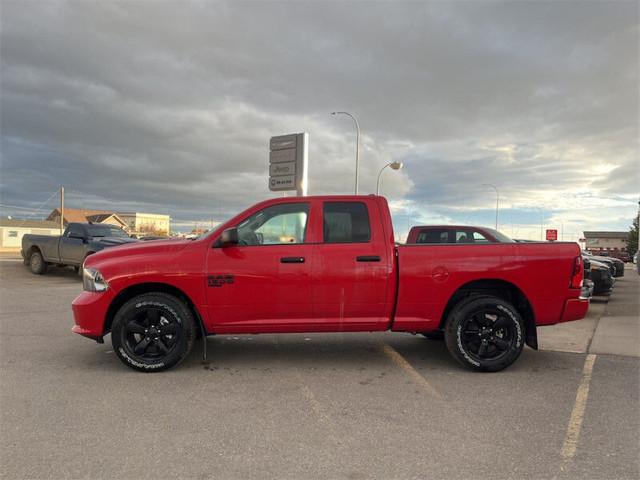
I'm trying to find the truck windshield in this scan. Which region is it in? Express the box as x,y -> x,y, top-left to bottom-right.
87,225 -> 130,238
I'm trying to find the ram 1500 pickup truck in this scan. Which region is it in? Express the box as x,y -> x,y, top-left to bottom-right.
407,225 -> 514,244
22,222 -> 138,275
72,196 -> 588,373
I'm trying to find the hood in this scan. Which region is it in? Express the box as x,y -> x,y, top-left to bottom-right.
86,237 -> 192,267
589,259 -> 611,270
94,236 -> 140,247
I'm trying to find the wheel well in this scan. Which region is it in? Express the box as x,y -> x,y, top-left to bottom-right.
103,283 -> 205,336
24,246 -> 40,261
440,279 -> 538,350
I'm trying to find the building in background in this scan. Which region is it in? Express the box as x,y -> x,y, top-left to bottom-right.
0,219 -> 60,250
47,208 -> 129,231
117,213 -> 171,237
45,208 -> 170,237
583,231 -> 628,254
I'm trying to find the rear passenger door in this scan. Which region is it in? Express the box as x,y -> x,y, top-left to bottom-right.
311,200 -> 392,330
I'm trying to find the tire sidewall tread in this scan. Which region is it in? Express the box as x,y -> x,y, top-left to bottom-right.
444,295 -> 525,372
112,292 -> 196,372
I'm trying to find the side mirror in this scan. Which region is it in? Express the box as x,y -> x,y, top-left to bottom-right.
68,232 -> 86,240
220,228 -> 239,247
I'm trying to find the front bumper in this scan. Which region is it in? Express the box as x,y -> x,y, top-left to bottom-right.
71,289 -> 116,343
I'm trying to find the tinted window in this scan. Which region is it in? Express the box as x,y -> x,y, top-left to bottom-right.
482,228 -> 515,243
87,225 -> 129,238
472,231 -> 492,244
455,230 -> 473,243
416,229 -> 448,244
323,202 -> 371,243
66,224 -> 85,238
237,203 -> 309,245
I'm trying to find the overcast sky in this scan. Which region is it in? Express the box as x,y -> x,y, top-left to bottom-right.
1,0 -> 638,239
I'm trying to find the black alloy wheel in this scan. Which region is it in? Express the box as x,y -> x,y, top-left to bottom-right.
112,293 -> 196,372
444,295 -> 525,372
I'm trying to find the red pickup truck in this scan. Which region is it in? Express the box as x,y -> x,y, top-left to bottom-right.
72,195 -> 588,373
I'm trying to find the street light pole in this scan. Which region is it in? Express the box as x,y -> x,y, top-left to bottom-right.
376,161 -> 403,195
482,183 -> 499,229
332,111 -> 360,195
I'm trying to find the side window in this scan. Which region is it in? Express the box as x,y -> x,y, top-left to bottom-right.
66,225 -> 84,238
323,202 -> 371,243
237,203 -> 309,246
472,231 -> 491,244
455,230 -> 473,244
416,229 -> 448,244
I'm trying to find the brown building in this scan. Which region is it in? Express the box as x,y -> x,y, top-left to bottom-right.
583,231 -> 628,254
47,208 -> 129,231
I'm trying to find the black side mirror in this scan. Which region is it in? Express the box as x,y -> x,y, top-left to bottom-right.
68,232 -> 86,240
220,228 -> 239,247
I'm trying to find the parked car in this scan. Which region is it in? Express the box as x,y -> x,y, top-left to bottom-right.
581,279 -> 594,300
582,251 -> 624,278
406,225 -> 514,244
72,195 -> 589,373
612,251 -> 631,262
21,222 -> 138,275
584,257 -> 615,295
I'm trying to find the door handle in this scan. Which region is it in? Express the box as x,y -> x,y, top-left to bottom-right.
356,256 -> 381,262
281,257 -> 305,263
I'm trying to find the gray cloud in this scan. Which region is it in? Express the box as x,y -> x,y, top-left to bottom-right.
1,1 -> 638,235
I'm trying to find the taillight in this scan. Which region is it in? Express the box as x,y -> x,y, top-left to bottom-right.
570,256 -> 584,289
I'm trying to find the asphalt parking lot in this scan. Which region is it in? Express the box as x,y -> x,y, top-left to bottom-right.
1,253 -> 638,480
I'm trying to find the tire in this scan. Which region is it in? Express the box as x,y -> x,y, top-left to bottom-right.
111,293 -> 196,372
444,295 -> 525,372
29,251 -> 47,275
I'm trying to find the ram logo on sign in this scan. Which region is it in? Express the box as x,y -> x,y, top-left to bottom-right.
269,133 -> 308,196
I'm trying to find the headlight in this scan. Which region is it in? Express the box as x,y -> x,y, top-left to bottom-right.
83,268 -> 110,292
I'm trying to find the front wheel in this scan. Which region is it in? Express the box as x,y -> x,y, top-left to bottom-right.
111,293 -> 196,372
444,296 -> 525,372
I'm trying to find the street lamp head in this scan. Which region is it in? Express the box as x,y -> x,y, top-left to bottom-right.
390,161 -> 403,171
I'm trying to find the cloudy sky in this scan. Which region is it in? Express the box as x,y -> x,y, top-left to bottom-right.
1,0 -> 638,239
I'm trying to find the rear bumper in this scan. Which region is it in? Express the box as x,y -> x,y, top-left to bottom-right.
560,297 -> 590,323
71,290 -> 115,342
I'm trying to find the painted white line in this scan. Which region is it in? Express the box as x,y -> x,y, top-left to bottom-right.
561,354 -> 596,461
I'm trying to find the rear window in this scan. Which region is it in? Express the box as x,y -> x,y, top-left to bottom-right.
416,229 -> 448,244
87,225 -> 129,238
323,202 -> 371,243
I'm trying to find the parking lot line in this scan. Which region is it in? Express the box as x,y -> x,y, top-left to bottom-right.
561,353 -> 596,461
378,344 -> 441,398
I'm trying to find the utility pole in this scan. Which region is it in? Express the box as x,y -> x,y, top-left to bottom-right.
60,187 -> 65,235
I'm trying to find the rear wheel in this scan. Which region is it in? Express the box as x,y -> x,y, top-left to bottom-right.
29,251 -> 47,275
444,295 -> 525,372
111,293 -> 196,372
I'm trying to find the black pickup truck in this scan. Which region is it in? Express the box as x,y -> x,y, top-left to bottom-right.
21,223 -> 138,275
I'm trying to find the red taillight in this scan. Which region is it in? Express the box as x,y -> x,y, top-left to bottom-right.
570,256 -> 584,289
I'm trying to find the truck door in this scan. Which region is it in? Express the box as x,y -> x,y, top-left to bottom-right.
205,202 -> 314,333
312,200 -> 393,330
58,224 -> 85,264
